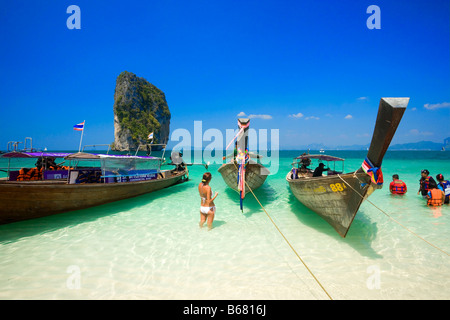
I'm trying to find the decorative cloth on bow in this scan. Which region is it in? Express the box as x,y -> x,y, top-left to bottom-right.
225,119 -> 251,211
362,157 -> 383,185
236,147 -> 250,211
225,120 -> 250,150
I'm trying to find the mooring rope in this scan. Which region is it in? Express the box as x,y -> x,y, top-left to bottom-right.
232,162 -> 333,300
337,174 -> 450,257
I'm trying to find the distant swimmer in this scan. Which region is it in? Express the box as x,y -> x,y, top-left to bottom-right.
427,184 -> 445,207
436,174 -> 450,204
389,174 -> 407,195
418,169 -> 437,199
198,172 -> 218,230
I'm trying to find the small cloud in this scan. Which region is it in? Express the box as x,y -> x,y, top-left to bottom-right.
357,97 -> 368,101
325,113 -> 333,117
424,102 -> 450,110
409,129 -> 433,136
411,107 -> 417,111
289,112 -> 304,119
237,111 -> 246,117
305,116 -> 320,120
356,133 -> 370,138
344,114 -> 353,119
248,114 -> 272,120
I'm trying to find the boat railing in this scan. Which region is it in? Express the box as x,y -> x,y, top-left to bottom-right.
134,143 -> 167,160
6,137 -> 38,153
24,137 -> 33,151
7,141 -> 21,152
82,144 -> 111,154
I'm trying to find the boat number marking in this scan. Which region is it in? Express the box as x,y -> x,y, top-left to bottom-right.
330,183 -> 346,192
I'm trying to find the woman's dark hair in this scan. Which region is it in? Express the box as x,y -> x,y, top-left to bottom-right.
202,172 -> 212,184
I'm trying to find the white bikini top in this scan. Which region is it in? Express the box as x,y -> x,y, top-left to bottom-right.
200,185 -> 213,203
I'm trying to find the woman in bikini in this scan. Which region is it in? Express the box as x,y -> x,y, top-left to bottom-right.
198,172 -> 218,230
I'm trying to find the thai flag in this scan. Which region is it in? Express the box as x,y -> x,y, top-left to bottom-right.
73,121 -> 85,131
148,132 -> 154,140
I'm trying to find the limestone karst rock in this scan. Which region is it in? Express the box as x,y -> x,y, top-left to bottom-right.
113,71 -> 170,151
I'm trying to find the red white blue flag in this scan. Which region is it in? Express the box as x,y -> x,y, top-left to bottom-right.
73,121 -> 85,131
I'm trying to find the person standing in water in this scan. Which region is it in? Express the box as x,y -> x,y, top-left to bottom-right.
436,174 -> 450,204
389,174 -> 407,195
427,185 -> 445,207
418,169 -> 437,198
198,172 -> 218,230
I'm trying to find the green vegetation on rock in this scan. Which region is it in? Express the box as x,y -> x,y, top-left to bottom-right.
113,71 -> 171,151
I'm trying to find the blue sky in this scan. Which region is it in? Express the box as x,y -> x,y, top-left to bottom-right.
0,0 -> 449,150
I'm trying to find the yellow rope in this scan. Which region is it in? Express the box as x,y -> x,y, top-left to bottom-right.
233,161 -> 333,300
337,175 -> 450,257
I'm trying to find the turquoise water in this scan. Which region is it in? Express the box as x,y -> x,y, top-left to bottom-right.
0,150 -> 449,299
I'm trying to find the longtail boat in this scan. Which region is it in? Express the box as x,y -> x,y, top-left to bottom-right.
218,118 -> 270,209
0,148 -> 188,224
287,97 -> 409,237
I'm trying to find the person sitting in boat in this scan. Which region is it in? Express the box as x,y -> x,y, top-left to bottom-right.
300,157 -> 311,169
418,169 -> 437,198
169,151 -> 186,171
313,162 -> 329,177
298,153 -> 311,173
45,157 -> 58,170
35,156 -> 44,170
389,174 -> 407,195
436,173 -> 450,204
175,151 -> 186,171
427,185 -> 445,207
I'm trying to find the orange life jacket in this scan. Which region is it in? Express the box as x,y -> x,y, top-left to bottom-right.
427,189 -> 444,206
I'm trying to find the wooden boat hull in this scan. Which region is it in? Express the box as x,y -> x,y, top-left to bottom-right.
218,162 -> 269,194
287,171 -> 372,237
287,97 -> 408,237
0,169 -> 187,225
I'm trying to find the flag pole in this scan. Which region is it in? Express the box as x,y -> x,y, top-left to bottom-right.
78,120 -> 85,152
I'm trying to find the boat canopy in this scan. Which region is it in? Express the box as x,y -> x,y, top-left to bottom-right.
64,152 -> 159,160
1,151 -> 160,161
0,151 -> 71,158
294,154 -> 344,162
64,152 -> 102,160
64,152 -> 163,174
99,156 -> 162,175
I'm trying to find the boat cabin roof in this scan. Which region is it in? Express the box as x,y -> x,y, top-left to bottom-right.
0,151 -> 159,160
294,154 -> 345,162
0,151 -> 71,158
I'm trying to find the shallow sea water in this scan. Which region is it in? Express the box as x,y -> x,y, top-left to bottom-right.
0,151 -> 449,299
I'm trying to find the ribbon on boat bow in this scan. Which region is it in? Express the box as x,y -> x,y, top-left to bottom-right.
361,157 -> 383,185
236,147 -> 250,211
224,119 -> 251,211
225,120 -> 251,151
